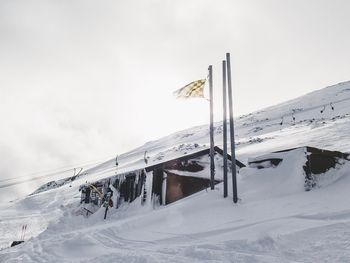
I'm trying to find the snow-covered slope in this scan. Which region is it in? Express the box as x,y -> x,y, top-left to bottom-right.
1,81 -> 350,262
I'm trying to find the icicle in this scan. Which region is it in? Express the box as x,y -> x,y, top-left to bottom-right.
144,151 -> 148,164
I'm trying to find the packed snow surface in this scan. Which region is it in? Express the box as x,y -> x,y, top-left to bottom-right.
1,81 -> 350,262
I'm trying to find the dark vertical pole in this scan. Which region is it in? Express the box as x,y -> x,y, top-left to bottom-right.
226,53 -> 238,203
104,198 -> 109,219
209,65 -> 215,190
222,60 -> 228,198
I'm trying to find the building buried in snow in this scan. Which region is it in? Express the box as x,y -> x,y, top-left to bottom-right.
248,146 -> 350,191
79,146 -> 245,211
145,146 -> 245,205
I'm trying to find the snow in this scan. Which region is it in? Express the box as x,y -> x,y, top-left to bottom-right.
1,81 -> 350,262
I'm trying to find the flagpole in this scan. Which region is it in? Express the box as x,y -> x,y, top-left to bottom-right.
222,60 -> 228,198
208,65 -> 215,190
226,53 -> 238,203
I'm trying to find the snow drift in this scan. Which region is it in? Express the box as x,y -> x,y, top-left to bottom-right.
1,81 -> 350,262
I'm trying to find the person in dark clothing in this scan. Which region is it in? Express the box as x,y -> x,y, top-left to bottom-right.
102,187 -> 114,207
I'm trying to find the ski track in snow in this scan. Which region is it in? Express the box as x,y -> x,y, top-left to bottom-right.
2,81 -> 350,262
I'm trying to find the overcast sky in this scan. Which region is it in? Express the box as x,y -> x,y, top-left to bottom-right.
1,0 -> 350,182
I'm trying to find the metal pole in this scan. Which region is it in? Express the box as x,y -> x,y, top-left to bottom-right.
209,65 -> 215,190
226,53 -> 238,203
222,60 -> 228,198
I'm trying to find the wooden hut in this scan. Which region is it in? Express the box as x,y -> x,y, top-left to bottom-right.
79,146 -> 245,209
248,146 -> 350,190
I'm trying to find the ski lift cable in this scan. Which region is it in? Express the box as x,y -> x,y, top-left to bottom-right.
0,154 -> 116,183
242,96 -> 349,129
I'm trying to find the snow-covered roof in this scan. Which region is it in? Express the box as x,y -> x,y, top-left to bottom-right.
86,145 -> 245,184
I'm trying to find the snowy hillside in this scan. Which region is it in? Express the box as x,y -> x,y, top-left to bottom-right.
1,81 -> 350,262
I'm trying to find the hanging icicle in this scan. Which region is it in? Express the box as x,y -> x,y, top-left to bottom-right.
144,151 -> 148,164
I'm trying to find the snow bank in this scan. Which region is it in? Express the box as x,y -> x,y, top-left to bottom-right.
2,81 -> 350,262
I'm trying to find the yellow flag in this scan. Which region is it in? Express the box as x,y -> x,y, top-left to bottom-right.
173,79 -> 206,99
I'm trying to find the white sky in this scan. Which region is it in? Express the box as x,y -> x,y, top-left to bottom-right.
1,0 -> 350,180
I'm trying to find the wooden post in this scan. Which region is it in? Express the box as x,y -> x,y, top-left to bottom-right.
222,60 -> 228,198
226,53 -> 238,203
209,65 -> 215,190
